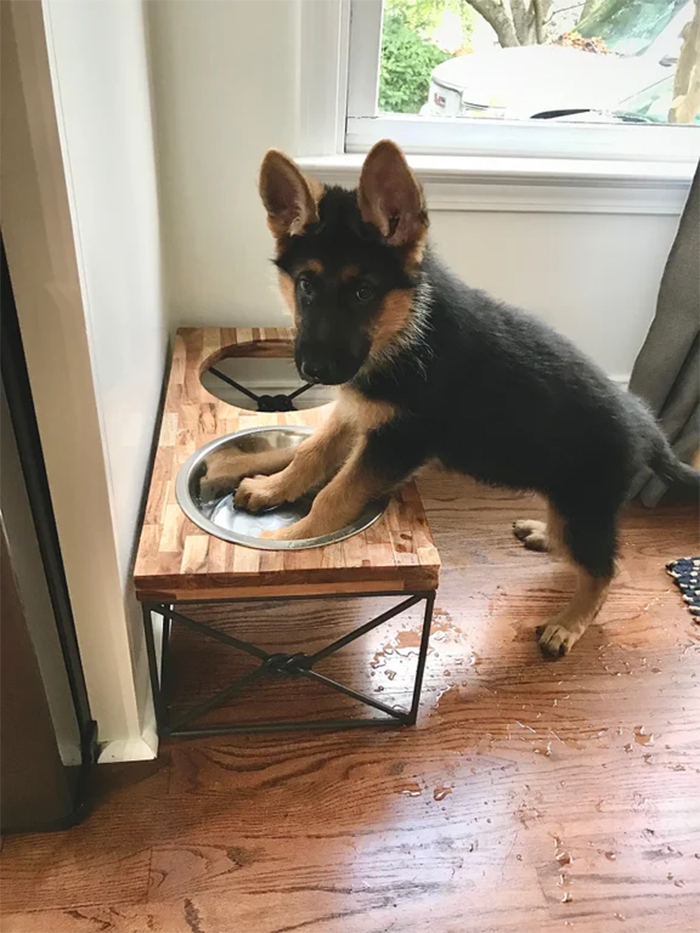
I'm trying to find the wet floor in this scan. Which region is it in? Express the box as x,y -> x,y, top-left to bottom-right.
1,474 -> 698,933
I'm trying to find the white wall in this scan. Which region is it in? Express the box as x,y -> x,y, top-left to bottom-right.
146,0 -> 681,381
147,0 -> 300,327
430,210 -> 676,380
43,0 -> 167,757
45,0 -> 166,589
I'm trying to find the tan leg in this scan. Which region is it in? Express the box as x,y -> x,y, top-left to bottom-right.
260,440 -> 386,540
537,569 -> 610,657
199,446 -> 298,501
515,503 -> 613,655
234,412 -> 353,513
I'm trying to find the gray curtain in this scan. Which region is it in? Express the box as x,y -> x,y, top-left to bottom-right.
628,162 -> 700,507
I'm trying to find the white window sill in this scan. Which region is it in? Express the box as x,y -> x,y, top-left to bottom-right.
297,153 -> 695,215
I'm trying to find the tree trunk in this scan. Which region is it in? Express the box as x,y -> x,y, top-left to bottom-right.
532,0 -> 552,44
509,0 -> 534,44
463,0 -> 521,47
670,0 -> 700,124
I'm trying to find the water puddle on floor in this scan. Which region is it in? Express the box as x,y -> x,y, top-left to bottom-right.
634,726 -> 657,746
553,835 -> 572,868
369,606 -> 472,678
431,607 -> 467,643
396,779 -> 457,804
515,805 -> 542,828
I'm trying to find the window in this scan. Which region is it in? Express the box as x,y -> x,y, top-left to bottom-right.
346,0 -> 700,162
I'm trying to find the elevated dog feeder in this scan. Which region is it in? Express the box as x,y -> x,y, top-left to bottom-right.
134,327 -> 441,737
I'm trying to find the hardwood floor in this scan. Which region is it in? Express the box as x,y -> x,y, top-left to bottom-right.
2,473 -> 698,933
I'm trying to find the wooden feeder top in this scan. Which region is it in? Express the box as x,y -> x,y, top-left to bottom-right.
133,327 -> 440,602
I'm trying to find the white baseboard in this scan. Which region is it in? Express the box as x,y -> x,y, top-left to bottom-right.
97,701 -> 158,763
98,729 -> 158,763
96,609 -> 161,763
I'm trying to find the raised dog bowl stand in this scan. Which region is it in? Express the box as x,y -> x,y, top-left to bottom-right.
134,327 -> 441,737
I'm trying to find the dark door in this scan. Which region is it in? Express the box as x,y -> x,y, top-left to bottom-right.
1,239 -> 97,833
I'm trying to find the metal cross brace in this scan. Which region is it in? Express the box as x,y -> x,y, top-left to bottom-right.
142,590 -> 436,738
209,366 -> 314,412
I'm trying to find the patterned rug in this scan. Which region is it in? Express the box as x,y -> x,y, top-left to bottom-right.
666,557 -> 700,621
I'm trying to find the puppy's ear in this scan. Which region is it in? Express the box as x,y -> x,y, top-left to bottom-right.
259,150 -> 320,241
358,140 -> 427,247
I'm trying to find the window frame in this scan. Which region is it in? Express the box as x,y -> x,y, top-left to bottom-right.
344,0 -> 700,165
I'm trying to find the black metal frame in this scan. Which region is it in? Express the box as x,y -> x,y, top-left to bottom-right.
142,590 -> 435,738
209,366 -> 314,413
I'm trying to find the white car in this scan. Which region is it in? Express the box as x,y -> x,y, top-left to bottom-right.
554,73 -> 700,126
420,2 -> 693,121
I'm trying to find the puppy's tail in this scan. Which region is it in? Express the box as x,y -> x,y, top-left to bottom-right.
649,433 -> 700,489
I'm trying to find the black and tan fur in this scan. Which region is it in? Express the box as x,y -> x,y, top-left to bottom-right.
227,141 -> 698,656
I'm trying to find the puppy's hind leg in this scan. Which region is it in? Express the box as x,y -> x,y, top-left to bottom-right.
513,505 -> 564,553
536,507 -> 615,657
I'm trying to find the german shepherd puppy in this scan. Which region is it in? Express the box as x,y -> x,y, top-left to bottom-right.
230,140 -> 697,656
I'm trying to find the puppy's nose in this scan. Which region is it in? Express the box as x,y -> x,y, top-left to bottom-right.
300,361 -> 324,384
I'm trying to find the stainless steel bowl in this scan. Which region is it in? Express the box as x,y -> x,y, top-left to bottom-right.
175,425 -> 386,550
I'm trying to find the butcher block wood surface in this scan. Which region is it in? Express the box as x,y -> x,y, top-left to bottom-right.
133,328 -> 440,601
2,477 -> 698,933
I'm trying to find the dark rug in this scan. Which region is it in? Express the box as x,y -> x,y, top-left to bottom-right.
666,557 -> 700,621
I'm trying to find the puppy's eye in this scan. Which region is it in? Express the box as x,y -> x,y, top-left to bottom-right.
297,275 -> 314,296
356,283 -> 375,302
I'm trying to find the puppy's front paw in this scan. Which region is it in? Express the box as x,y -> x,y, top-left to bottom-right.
234,476 -> 284,513
199,474 -> 233,501
536,621 -> 582,657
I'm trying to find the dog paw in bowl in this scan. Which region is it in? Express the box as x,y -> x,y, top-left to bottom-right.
177,426 -> 386,550
198,442 -> 297,503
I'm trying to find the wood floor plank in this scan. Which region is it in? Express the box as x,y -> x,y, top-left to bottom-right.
2,473 -> 698,932
0,845 -> 151,916
0,760 -> 168,914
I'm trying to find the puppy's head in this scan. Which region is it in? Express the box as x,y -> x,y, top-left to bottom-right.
259,140 -> 428,385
